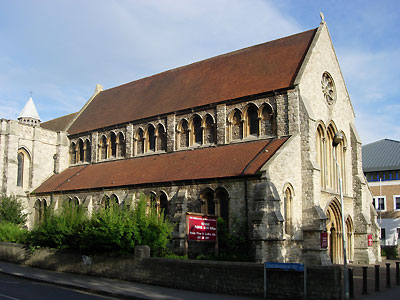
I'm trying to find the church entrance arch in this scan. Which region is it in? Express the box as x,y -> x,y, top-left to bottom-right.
326,198 -> 343,264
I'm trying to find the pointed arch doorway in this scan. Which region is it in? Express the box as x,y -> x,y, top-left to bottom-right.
326,199 -> 343,264
325,198 -> 354,264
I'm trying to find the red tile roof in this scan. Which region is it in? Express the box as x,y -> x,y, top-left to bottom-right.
33,138 -> 288,194
41,112 -> 78,132
68,29 -> 316,135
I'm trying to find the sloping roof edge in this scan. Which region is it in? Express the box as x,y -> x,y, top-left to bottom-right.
33,138 -> 289,194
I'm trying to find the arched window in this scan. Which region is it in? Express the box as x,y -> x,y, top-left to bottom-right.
200,189 -> 215,215
159,191 -> 169,219
101,195 -> 110,209
316,124 -> 326,189
260,104 -> 275,136
110,194 -> 119,208
228,109 -> 243,141
17,148 -> 31,189
190,115 -> 203,146
34,199 -> 47,225
68,196 -> 80,212
149,192 -> 157,212
244,105 -> 259,137
70,142 -> 77,164
177,120 -> 189,149
99,135 -> 107,160
117,132 -> 125,158
108,132 -> 117,157
203,114 -> 216,144
345,216 -> 354,262
326,125 -> 336,190
17,152 -> 24,187
135,128 -> 145,155
77,139 -> 84,162
156,124 -> 167,152
84,139 -> 91,162
215,187 -> 229,225
284,185 -> 293,235
146,125 -> 156,152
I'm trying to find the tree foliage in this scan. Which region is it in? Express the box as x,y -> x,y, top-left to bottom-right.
0,195 -> 27,225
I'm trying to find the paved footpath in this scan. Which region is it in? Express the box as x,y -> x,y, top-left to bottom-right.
0,261 -> 258,300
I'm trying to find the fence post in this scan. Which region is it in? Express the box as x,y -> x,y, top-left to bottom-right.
386,263 -> 391,288
396,261 -> 399,285
362,266 -> 368,295
375,265 -> 380,291
348,268 -> 354,299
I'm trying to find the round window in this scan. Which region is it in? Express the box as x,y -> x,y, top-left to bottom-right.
321,72 -> 336,105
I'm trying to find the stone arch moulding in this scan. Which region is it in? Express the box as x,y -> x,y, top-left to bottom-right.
201,113 -> 216,127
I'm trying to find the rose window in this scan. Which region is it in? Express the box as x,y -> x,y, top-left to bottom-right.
321,72 -> 336,105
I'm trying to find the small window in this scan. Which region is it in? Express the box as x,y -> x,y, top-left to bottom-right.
373,196 -> 386,211
394,196 -> 400,211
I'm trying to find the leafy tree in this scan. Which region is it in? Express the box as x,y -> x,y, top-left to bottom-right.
0,195 -> 27,225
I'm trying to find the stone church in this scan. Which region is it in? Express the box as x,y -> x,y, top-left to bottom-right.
0,20 -> 380,265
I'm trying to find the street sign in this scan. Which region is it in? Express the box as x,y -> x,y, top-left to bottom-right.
264,262 -> 304,271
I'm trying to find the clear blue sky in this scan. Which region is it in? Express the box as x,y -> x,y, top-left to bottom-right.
0,0 -> 399,144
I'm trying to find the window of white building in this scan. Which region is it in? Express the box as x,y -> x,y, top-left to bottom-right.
373,196 -> 386,212
394,195 -> 400,211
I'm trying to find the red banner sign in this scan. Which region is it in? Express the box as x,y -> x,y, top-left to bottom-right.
321,232 -> 328,249
368,234 -> 373,247
187,215 -> 217,242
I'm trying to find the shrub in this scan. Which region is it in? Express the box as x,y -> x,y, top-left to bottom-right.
216,217 -> 250,261
0,222 -> 28,243
28,194 -> 173,256
381,246 -> 398,259
79,204 -> 138,253
0,195 -> 27,225
27,201 -> 87,249
79,196 -> 173,256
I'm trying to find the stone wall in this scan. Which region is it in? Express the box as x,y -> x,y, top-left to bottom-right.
0,242 -> 342,299
0,119 -> 69,228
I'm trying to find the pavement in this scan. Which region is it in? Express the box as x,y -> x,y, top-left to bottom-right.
0,260 -> 399,299
348,260 -> 400,299
0,261 -> 258,300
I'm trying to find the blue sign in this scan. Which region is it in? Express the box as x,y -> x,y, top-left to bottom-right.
264,262 -> 304,271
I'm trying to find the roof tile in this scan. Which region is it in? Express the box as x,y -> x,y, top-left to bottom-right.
34,138 -> 288,194
68,29 -> 316,135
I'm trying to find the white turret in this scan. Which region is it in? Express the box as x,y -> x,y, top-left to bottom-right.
18,97 -> 41,126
